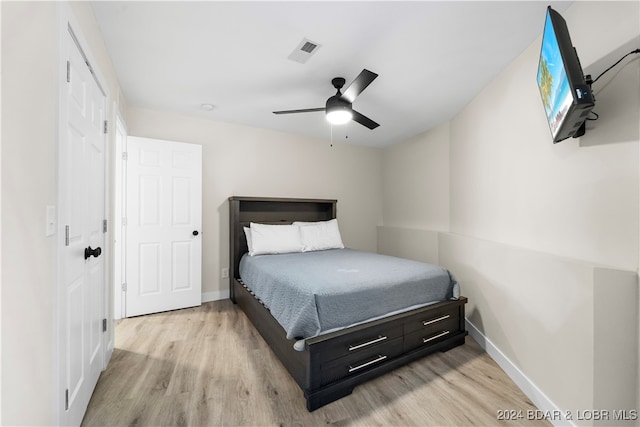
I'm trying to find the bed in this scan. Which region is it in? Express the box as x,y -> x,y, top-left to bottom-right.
229,196 -> 467,411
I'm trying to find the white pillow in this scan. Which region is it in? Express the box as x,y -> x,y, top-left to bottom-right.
293,219 -> 344,252
248,222 -> 304,256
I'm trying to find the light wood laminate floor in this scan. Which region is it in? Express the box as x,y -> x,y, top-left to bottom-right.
82,300 -> 549,426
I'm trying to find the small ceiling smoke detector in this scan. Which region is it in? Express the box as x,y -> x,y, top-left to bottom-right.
288,38 -> 321,64
200,103 -> 215,111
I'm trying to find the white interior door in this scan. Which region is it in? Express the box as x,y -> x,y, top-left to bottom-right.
58,29 -> 106,426
125,137 -> 202,317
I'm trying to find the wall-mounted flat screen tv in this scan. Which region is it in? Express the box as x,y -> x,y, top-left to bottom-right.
537,6 -> 595,143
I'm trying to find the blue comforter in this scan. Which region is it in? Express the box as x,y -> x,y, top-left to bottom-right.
239,248 -> 459,340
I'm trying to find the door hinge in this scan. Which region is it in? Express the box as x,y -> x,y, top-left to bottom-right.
102,318 -> 107,333
65,389 -> 69,410
66,61 -> 70,83
103,120 -> 108,134
121,152 -> 128,161
65,225 -> 70,246
122,283 -> 127,292
122,217 -> 127,227
103,219 -> 108,233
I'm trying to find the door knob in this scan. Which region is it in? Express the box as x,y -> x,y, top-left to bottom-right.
84,246 -> 102,260
192,230 -> 199,236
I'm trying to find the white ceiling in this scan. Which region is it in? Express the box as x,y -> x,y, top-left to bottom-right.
91,1 -> 571,147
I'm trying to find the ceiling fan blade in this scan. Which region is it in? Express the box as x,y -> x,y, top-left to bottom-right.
341,69 -> 378,103
352,110 -> 379,129
273,107 -> 325,115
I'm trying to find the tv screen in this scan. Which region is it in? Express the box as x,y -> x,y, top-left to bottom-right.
537,6 -> 595,143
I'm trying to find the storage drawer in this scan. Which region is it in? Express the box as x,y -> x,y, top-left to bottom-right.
320,336 -> 403,386
403,305 -> 459,335
404,318 -> 460,352
315,322 -> 403,363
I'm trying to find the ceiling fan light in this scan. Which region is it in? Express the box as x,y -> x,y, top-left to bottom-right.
326,109 -> 352,125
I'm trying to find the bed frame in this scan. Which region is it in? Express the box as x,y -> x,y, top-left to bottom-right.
229,196 -> 467,411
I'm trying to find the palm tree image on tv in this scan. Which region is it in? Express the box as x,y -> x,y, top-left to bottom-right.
537,15 -> 573,138
538,58 -> 553,110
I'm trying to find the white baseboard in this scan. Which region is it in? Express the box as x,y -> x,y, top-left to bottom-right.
103,345 -> 114,370
202,289 -> 230,303
114,291 -> 229,320
466,319 -> 575,427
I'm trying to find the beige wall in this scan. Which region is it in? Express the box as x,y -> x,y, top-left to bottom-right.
382,122 -> 450,231
449,29 -> 639,270
126,107 -> 383,299
1,3 -> 57,424
380,1 -> 640,423
1,2 -> 124,425
377,226 -> 439,264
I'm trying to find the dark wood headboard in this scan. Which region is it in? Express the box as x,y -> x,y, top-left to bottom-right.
228,196 -> 337,302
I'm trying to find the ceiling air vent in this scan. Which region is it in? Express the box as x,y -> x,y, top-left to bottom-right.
300,41 -> 317,53
288,38 -> 321,64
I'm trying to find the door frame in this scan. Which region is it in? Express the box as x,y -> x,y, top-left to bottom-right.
55,3 -> 111,424
113,109 -> 127,320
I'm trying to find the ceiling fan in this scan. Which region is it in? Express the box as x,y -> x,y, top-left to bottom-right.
273,69 -> 380,129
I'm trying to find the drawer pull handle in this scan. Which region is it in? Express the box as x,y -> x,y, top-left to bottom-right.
423,330 -> 450,343
348,335 -> 387,351
422,314 -> 450,326
348,354 -> 388,373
